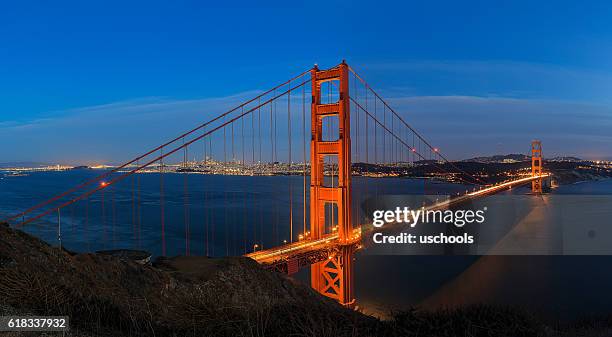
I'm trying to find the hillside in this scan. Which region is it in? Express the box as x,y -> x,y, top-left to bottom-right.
0,222 -> 375,336
463,154 -> 530,163
1,222 -> 611,336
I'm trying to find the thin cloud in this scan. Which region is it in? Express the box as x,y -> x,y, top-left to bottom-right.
383,95 -> 612,160
1,91 -> 261,164
360,60 -> 612,103
2,88 -> 611,163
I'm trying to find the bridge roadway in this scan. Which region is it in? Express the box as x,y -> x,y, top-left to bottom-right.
246,174 -> 550,273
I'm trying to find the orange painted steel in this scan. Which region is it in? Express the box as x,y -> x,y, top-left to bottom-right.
309,61 -> 357,307
531,140 -> 543,193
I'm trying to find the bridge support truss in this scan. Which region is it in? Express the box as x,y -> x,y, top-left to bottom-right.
309,62 -> 356,307
531,140 -> 543,193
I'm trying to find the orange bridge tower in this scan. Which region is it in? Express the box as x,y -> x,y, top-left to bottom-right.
531,140 -> 543,193
309,62 -> 356,307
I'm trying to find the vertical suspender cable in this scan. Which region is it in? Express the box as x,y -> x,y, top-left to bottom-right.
302,81 -> 307,236
391,112 -> 394,164
354,72 -> 359,163
85,196 -> 89,251
365,87 -> 369,163
374,97 -> 377,164
203,129 -> 208,256
210,133 -> 214,257
183,137 -> 190,256
160,148 -> 166,256
137,161 -> 141,249
231,120 -> 236,255
259,97 -> 263,247
275,122 -> 279,244
71,202 -> 75,239
329,82 -> 334,230
383,104 -> 386,164
251,104 -> 256,249
224,130 -> 229,256
132,163 -> 136,245
101,184 -> 106,248
288,80 -> 293,242
112,183 -> 116,249
242,107 -> 247,253
270,90 -> 274,163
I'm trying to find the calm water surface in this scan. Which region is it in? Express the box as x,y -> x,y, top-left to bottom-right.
1,170 -> 610,319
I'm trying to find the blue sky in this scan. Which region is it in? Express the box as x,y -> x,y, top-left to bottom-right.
1,0 -> 612,163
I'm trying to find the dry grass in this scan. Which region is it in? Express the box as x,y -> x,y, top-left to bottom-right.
0,223 -> 375,336
2,223 -> 612,337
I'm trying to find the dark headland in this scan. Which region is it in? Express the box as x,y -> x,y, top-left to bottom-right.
1,222 -> 611,337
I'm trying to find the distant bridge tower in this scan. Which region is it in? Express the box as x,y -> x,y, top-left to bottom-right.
531,140 -> 543,193
309,61 -> 356,307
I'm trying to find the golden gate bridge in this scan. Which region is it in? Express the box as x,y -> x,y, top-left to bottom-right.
2,61 -> 548,308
